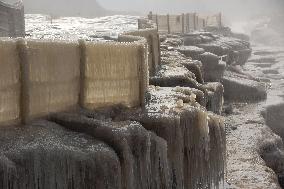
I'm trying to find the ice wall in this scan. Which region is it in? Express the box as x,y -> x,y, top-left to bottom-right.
0,39 -> 20,126
23,40 -> 81,121
149,12 -> 221,34
82,41 -> 144,109
120,29 -> 160,76
169,15 -> 184,33
153,15 -> 169,33
185,13 -> 197,31
0,35 -> 149,125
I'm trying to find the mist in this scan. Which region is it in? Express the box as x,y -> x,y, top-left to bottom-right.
97,0 -> 284,35
98,0 -> 283,16
4,0 -> 284,18
4,0 -> 278,23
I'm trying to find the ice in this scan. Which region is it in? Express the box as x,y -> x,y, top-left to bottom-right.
121,29 -> 160,75
0,121 -> 122,189
82,41 -> 145,109
25,14 -> 139,41
50,113 -> 170,189
0,39 -> 21,126
22,39 -> 81,121
127,87 -> 225,188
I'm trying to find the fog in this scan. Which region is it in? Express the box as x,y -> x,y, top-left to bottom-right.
97,0 -> 284,37
5,0 -> 280,22
98,0 -> 284,21
3,0 -> 284,18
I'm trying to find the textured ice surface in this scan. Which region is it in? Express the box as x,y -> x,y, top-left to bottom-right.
50,113 -> 170,189
23,39 -> 81,120
83,41 -> 143,109
0,22 -> 150,124
0,121 -> 122,189
121,29 -> 160,75
0,14 -> 228,189
160,50 -> 204,84
127,86 -> 225,189
25,14 -> 139,40
0,39 -> 20,126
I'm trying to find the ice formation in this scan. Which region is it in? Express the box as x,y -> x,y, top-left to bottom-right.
49,113 -> 170,189
0,121 -> 122,189
0,39 -> 20,125
22,39 -> 81,120
83,41 -> 143,109
125,87 -> 226,189
0,13 -> 232,189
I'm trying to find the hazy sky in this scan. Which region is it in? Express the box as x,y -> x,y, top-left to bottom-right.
98,0 -> 219,13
